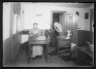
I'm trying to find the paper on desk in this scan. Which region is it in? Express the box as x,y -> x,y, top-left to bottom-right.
36,36 -> 46,40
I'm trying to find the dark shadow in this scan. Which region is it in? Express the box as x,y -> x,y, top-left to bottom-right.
3,37 -> 12,66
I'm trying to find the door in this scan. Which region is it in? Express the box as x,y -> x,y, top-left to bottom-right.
90,9 -> 94,44
65,14 -> 78,44
90,9 -> 94,32
59,12 -> 66,36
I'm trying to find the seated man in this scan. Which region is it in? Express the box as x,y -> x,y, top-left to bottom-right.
29,23 -> 41,38
29,23 -> 43,59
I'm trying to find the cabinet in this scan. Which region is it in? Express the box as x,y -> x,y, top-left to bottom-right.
77,47 -> 93,66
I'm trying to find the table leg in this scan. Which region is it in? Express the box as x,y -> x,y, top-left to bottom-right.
44,44 -> 48,62
28,44 -> 31,64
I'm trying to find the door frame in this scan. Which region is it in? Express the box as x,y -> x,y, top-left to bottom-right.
90,9 -> 94,32
50,10 -> 66,30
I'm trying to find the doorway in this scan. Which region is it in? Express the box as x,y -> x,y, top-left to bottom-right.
51,11 -> 66,36
90,9 -> 94,44
52,13 -> 62,25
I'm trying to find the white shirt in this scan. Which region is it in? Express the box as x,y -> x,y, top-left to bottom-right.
54,22 -> 62,32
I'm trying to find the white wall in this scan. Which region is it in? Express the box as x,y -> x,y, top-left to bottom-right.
22,3 -> 91,31
21,3 -> 91,42
78,8 -> 90,31
3,3 -> 22,65
88,4 -> 94,32
23,3 -> 77,30
3,3 -> 11,41
3,2 -> 12,65
78,4 -> 94,31
23,4 -> 51,29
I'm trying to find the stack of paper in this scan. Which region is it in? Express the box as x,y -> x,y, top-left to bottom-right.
36,36 -> 46,40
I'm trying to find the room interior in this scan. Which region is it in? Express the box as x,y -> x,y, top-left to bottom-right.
3,2 -> 94,67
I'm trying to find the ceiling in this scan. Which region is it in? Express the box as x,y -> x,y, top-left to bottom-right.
32,2 -> 93,8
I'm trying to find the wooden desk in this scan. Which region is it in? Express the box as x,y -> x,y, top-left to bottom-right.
28,38 -> 49,63
77,47 -> 94,58
77,47 -> 94,66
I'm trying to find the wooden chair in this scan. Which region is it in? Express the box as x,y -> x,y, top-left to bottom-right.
57,36 -> 71,59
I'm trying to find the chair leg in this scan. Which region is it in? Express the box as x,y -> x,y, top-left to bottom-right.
28,44 -> 31,64
57,48 -> 61,57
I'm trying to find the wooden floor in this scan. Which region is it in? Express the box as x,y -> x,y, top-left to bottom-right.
4,42 -> 81,67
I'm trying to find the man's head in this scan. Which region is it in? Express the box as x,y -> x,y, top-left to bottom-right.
33,23 -> 38,28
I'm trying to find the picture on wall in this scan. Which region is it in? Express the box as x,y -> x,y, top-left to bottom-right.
85,13 -> 89,19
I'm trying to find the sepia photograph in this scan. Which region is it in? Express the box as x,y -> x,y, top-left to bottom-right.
3,2 -> 94,67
